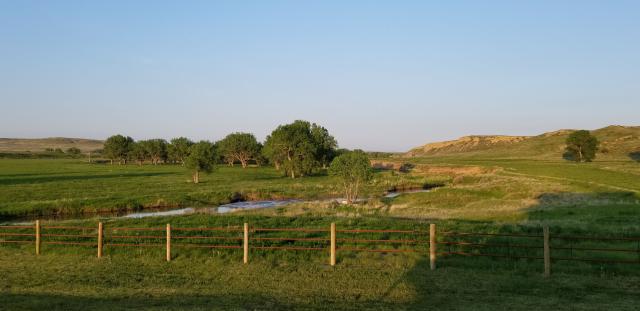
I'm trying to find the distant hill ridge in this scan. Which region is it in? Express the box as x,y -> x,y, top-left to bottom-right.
0,137 -> 104,153
405,125 -> 640,160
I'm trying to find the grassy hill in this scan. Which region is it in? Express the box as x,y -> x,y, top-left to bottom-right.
0,137 -> 103,153
405,125 -> 640,161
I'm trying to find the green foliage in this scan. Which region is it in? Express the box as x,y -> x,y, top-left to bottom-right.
143,139 -> 168,165
310,123 -> 338,168
129,142 -> 149,165
168,137 -> 193,165
262,135 -> 282,170
103,135 -> 133,164
184,141 -> 217,183
565,130 -> 599,162
65,147 -> 81,155
329,150 -> 373,202
217,132 -> 261,168
264,120 -> 336,178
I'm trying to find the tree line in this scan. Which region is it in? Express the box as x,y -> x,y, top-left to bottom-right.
104,120 -> 343,179
102,120 -> 372,202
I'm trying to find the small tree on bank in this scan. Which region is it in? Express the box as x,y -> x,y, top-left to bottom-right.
565,130 -> 599,162
217,132 -> 261,168
185,141 -> 216,183
329,150 -> 373,203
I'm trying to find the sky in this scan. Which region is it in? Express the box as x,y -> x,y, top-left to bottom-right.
0,1 -> 638,151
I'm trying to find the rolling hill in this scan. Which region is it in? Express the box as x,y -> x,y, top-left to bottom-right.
0,137 -> 104,153
405,125 -> 640,160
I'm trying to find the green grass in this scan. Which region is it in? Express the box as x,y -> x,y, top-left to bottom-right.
0,159 -> 440,219
1,215 -> 639,310
1,249 -> 639,310
2,158 -> 640,309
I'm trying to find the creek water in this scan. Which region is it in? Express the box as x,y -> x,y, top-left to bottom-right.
2,187 -> 436,223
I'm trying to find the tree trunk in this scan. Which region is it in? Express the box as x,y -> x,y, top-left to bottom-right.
274,161 -> 281,170
578,146 -> 583,162
193,171 -> 200,184
110,159 -> 113,165
240,159 -> 247,168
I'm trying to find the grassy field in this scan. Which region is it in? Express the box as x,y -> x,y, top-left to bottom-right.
1,215 -> 640,310
1,158 -> 640,309
0,159 -> 437,219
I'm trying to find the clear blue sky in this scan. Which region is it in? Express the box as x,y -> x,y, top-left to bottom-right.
1,1 -> 638,151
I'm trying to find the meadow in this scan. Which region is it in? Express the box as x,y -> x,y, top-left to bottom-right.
1,157 -> 639,310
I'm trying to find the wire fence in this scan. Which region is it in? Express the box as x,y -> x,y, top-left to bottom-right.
1,222 -> 639,275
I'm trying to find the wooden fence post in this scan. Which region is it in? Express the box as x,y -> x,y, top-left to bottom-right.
543,226 -> 550,277
97,222 -> 103,258
330,223 -> 336,266
35,220 -> 41,255
166,223 -> 171,262
429,224 -> 436,270
243,223 -> 249,264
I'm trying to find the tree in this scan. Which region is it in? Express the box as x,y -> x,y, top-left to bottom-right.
144,139 -> 168,165
263,120 -> 320,178
66,147 -> 81,155
262,135 -> 283,170
129,142 -> 148,165
254,143 -> 268,167
565,130 -> 599,162
217,132 -> 261,168
329,150 -> 373,203
168,137 -> 194,165
184,141 -> 216,183
103,135 -> 134,165
311,123 -> 338,169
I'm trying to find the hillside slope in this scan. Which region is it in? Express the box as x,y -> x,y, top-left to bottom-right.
405,125 -> 640,160
0,138 -> 103,153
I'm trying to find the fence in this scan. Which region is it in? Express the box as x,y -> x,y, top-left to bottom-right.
1,222 -> 639,276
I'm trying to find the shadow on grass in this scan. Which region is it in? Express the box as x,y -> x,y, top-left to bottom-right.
434,191 -> 640,277
0,171 -> 174,186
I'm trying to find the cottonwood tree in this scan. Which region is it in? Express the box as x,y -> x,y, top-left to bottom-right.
262,135 -> 283,170
129,142 -> 148,165
565,130 -> 599,162
144,139 -> 168,165
103,135 -> 134,165
311,123 -> 338,169
264,120 -> 320,178
329,150 -> 373,203
185,141 -> 216,183
168,137 -> 193,165
217,132 -> 261,168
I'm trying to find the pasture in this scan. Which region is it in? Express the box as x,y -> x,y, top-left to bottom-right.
1,158 -> 639,310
